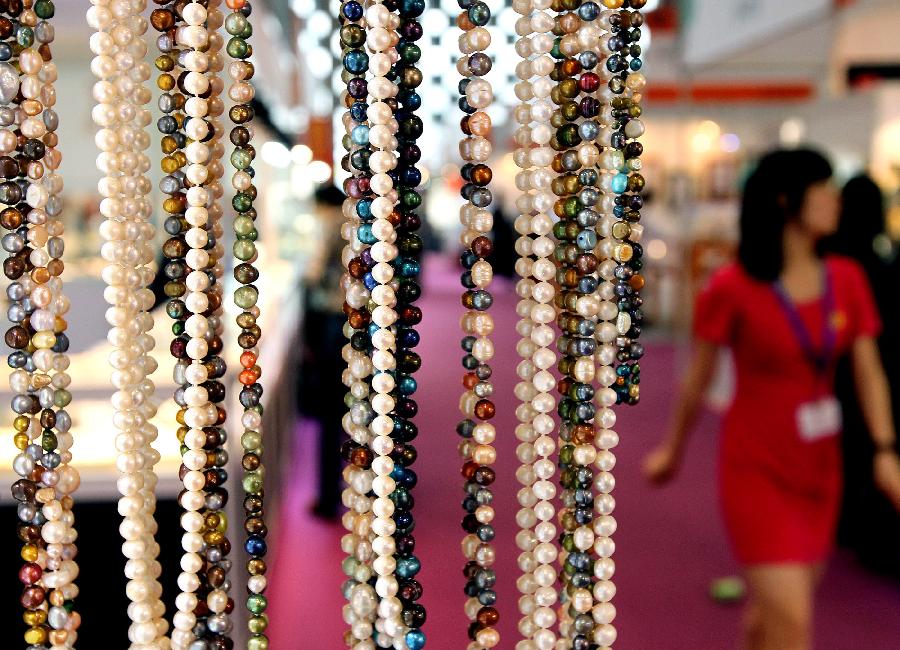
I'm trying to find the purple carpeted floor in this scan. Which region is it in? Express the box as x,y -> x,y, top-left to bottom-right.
268,254 -> 900,649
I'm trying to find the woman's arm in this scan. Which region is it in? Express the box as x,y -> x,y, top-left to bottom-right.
644,340 -> 720,484
851,336 -> 900,510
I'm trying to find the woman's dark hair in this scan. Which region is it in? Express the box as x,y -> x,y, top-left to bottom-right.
737,148 -> 833,281
828,174 -> 885,266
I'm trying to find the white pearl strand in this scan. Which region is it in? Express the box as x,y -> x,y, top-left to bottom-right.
338,14 -> 379,647
23,8 -> 82,644
510,2 -> 559,649
89,1 -> 170,647
170,3 -> 226,648
364,2 -> 405,647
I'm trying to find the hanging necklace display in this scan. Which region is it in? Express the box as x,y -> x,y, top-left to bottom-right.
90,0 -> 169,647
510,0 -> 560,647
455,1 -> 501,648
150,1 -> 233,647
223,0 -> 271,647
600,0 -> 645,406
548,0 -> 621,645
4,0 -> 82,646
337,0 -> 381,644
386,0 -> 427,646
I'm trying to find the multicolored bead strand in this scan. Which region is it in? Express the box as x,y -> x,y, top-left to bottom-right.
600,1 -> 645,406
510,1 -> 560,647
337,0 -> 380,646
89,0 -> 169,647
545,0 -> 620,645
4,1 -> 83,646
455,1 -> 501,647
223,1 -> 271,647
172,1 -> 234,647
388,0 -> 426,646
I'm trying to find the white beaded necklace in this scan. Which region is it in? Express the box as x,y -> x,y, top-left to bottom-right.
90,0 -> 168,647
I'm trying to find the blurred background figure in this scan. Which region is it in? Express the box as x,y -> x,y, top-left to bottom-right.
644,149 -> 900,650
828,175 -> 900,577
297,184 -> 348,519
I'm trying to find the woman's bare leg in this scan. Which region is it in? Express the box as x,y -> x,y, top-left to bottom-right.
742,563 -> 817,650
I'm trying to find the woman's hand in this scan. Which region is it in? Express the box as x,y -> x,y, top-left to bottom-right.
874,449 -> 900,512
643,442 -> 683,485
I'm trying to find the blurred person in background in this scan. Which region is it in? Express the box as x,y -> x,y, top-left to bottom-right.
298,184 -> 347,519
827,175 -> 900,577
643,149 -> 900,650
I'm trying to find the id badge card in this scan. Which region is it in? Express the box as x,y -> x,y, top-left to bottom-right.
796,396 -> 842,442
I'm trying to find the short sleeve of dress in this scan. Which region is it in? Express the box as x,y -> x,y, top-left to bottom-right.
694,264 -> 740,346
838,257 -> 882,339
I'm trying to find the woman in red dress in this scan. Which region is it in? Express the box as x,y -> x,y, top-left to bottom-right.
644,149 -> 900,650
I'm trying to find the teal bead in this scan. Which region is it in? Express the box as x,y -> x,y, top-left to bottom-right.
611,173 -> 629,194
34,0 -> 55,19
227,37 -> 249,59
247,594 -> 268,615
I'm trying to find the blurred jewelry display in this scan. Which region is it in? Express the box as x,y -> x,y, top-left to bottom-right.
58,0 -> 652,646
4,0 -> 83,647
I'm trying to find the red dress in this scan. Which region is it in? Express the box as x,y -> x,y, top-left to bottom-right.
694,256 -> 881,564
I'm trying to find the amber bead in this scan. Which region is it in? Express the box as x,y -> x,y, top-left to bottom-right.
471,236 -> 492,258
476,606 -> 499,626
474,399 -> 495,420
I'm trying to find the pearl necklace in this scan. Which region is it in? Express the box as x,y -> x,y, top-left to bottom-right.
455,2 -> 500,648
171,2 -> 232,648
337,1 -> 380,647
511,1 -> 560,648
222,1 -> 272,646
89,0 -> 168,647
4,2 -> 82,646
363,2 -> 413,647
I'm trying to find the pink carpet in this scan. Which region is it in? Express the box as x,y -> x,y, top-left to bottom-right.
268,254 -> 900,648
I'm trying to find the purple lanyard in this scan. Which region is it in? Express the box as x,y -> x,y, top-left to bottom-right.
772,267 -> 836,373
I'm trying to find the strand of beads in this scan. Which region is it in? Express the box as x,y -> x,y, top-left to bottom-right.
363,1 -> 412,646
90,1 -> 169,646
599,1 -> 645,407
174,2 -> 234,648
8,2 -> 83,646
387,1 -> 427,647
223,1 -> 271,647
455,2 -> 500,648
510,1 -> 560,648
149,2 -> 200,644
0,0 -> 43,641
546,1 -> 617,645
337,0 -> 380,646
